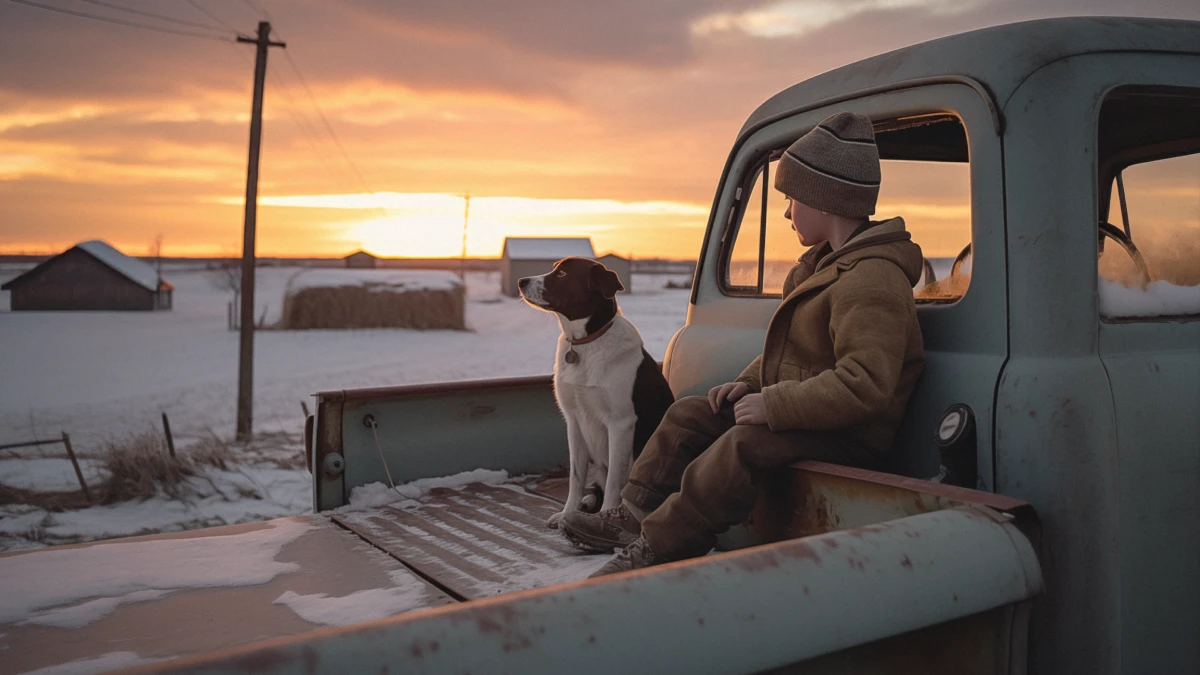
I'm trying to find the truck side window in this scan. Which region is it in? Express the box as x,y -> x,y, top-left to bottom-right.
1097,86 -> 1200,320
723,115 -> 972,301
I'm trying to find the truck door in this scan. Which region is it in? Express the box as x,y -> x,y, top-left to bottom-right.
998,54 -> 1200,675
665,82 -> 1008,485
1095,80 -> 1200,672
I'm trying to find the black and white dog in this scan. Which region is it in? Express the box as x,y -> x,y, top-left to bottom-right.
518,257 -> 675,529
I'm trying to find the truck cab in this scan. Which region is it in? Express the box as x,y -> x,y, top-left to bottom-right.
5,17 -> 1198,675
668,18 -> 1199,673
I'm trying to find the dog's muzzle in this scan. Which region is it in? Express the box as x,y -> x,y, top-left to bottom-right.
518,276 -> 549,307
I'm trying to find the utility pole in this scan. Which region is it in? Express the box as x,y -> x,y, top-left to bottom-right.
235,22 -> 285,441
460,194 -> 470,280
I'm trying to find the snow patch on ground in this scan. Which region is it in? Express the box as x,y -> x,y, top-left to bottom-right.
338,469 -> 510,513
0,466 -> 312,548
284,268 -> 462,294
17,650 -> 164,675
0,269 -> 689,551
0,518 -> 312,627
1099,278 -> 1200,318
272,569 -> 434,627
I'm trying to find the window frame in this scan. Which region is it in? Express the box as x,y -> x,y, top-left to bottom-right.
715,113 -> 974,302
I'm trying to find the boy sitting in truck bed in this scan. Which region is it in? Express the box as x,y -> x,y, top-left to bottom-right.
562,111 -> 927,576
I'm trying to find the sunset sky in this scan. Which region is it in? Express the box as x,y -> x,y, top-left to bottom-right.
2,0 -> 1197,260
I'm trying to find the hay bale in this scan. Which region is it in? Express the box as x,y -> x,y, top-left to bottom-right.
279,270 -> 466,330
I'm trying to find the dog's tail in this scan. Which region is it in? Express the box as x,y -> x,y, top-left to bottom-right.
580,484 -> 603,513
581,464 -> 605,513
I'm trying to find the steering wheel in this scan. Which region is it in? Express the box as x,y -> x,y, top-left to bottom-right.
1099,221 -> 1151,288
950,243 -> 972,278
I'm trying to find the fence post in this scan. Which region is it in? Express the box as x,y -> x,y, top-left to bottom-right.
61,432 -> 92,504
161,412 -> 176,458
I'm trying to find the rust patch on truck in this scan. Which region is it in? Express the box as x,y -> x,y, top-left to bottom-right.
747,461 -> 1033,545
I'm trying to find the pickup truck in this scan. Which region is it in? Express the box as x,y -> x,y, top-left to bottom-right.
3,16 -> 1198,675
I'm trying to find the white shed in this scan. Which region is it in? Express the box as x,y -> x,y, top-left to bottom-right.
597,254 -> 632,294
500,237 -> 596,297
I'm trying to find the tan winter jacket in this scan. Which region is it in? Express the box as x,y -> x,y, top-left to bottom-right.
736,217 -> 925,455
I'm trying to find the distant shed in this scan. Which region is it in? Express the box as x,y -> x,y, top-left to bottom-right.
500,237 -> 595,297
1,240 -> 172,311
344,250 -> 378,269
597,253 -> 632,293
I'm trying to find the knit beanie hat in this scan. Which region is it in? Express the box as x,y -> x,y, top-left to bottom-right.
775,111 -> 880,218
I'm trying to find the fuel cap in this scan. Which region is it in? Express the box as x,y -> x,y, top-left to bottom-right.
935,403 -> 974,448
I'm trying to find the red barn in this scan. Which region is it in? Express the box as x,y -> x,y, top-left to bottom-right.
1,240 -> 173,311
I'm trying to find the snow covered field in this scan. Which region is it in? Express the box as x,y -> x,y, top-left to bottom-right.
0,265 -> 691,552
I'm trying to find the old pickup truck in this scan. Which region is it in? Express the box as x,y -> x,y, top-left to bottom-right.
4,16 -> 1198,675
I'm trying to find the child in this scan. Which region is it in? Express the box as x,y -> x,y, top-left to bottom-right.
561,111 -> 927,576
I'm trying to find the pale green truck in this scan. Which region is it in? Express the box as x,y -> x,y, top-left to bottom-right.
4,16 -> 1198,675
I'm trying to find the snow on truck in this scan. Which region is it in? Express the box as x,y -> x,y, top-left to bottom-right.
5,16 -> 1200,675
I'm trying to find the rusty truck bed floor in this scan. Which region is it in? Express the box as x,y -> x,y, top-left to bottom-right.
331,479 -> 608,600
0,517 -> 457,675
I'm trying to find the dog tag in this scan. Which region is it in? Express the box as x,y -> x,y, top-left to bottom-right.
565,349 -> 579,364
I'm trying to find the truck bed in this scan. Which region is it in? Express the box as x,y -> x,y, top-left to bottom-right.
331,476 -> 610,599
4,462 -> 1042,675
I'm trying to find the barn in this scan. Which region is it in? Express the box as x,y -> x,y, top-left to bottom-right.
499,237 -> 596,297
343,250 -> 378,269
1,240 -> 173,311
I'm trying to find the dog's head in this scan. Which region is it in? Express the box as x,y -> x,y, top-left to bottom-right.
518,257 -> 624,319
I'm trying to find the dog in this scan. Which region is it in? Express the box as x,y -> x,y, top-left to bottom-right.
518,257 -> 675,529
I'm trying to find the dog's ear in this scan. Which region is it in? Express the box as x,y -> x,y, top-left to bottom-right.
590,264 -> 624,299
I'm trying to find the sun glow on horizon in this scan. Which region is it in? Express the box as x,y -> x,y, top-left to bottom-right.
216,192 -> 711,259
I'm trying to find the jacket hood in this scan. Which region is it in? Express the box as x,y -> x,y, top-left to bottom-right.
814,217 -> 925,286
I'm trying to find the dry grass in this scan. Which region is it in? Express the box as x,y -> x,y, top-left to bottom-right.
280,285 -> 466,330
97,431 -> 236,503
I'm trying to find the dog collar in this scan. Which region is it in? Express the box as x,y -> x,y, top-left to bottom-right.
567,320 -> 615,346
564,320 -> 614,364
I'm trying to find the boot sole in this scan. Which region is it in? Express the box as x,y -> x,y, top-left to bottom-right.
560,525 -> 638,554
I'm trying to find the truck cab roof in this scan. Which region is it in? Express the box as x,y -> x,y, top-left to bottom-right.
742,16 -> 1200,136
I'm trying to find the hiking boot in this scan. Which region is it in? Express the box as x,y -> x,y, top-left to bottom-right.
588,536 -> 661,578
561,503 -> 642,553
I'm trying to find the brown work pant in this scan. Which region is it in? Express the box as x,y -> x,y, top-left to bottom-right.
621,395 -> 876,561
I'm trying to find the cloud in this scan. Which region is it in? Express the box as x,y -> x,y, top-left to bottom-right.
692,0 -> 985,38
2,0 -> 1199,258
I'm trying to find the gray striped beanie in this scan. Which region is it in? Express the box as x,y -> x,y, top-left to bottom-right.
775,112 -> 880,218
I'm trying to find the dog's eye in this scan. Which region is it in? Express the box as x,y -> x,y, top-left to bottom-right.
556,270 -> 567,277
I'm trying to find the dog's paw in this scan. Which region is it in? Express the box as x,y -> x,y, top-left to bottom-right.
546,511 -> 566,529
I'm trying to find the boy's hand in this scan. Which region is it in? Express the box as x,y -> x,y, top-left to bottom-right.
734,394 -> 767,425
708,381 -> 750,413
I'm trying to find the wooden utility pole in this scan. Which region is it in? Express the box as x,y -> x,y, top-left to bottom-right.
460,194 -> 470,280
235,22 -> 285,441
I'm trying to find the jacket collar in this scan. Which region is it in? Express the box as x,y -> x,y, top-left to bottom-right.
780,217 -> 912,302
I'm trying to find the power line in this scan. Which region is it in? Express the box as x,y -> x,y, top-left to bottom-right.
279,48 -> 379,205
7,0 -> 236,41
267,65 -> 348,192
186,0 -> 239,32
253,16 -> 381,204
73,0 -> 228,33
225,39 -> 388,221
240,0 -> 270,21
